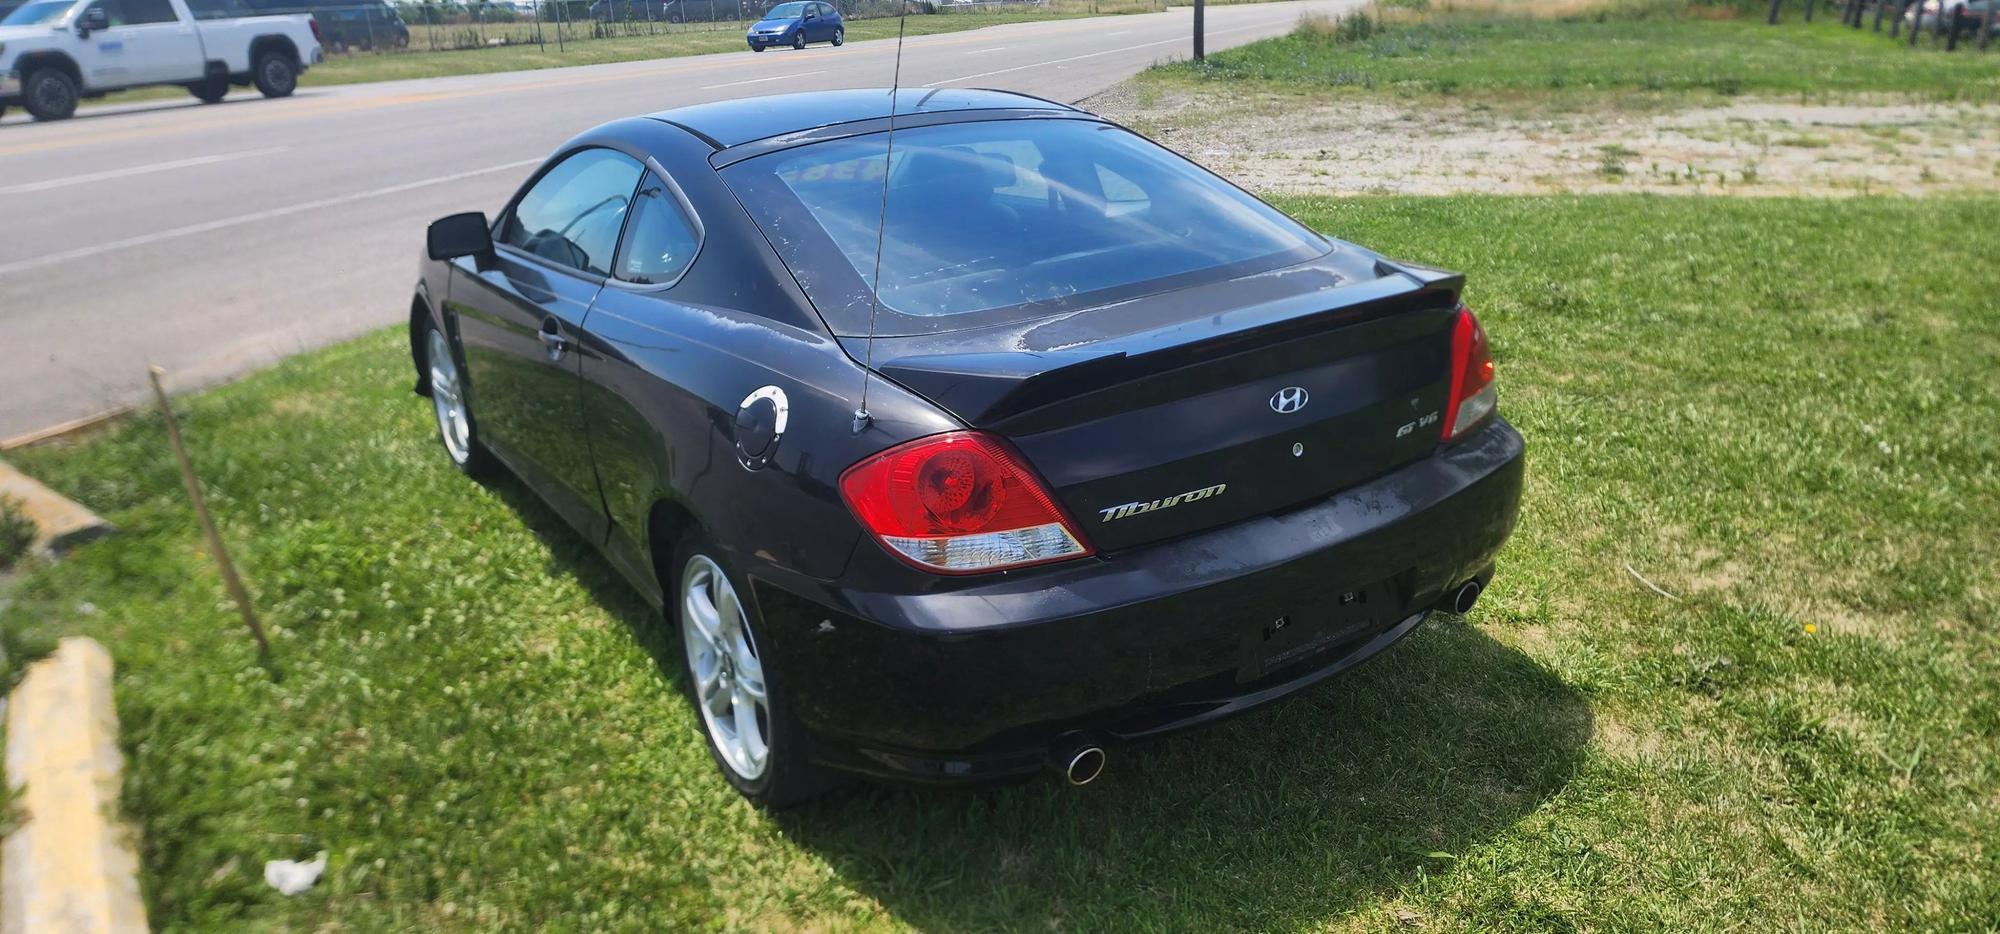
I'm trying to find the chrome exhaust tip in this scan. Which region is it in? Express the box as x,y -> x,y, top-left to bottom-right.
1450,580 -> 1483,615
1050,732 -> 1107,786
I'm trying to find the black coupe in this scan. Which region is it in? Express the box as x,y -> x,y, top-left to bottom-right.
411,89 -> 1525,804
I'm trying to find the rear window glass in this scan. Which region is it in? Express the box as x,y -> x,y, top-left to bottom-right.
721,118 -> 1327,335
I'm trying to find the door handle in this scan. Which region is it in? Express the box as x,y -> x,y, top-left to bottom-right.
539,318 -> 567,362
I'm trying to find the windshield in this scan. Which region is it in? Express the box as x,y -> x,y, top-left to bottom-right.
2,0 -> 75,25
722,118 -> 1328,335
764,1 -> 805,16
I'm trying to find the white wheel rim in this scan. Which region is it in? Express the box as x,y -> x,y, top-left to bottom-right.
428,329 -> 472,464
681,554 -> 769,780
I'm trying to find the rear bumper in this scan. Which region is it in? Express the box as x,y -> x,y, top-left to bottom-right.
752,416 -> 1526,782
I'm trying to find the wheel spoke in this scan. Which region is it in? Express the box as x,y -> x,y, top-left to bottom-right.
736,668 -> 767,705
733,687 -> 766,766
693,657 -> 722,700
683,583 -> 724,650
707,677 -> 734,718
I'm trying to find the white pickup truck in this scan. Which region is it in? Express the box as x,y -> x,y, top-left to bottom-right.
0,0 -> 322,122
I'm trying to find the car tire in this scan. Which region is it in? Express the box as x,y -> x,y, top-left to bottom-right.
189,76 -> 229,104
751,44 -> 765,51
423,322 -> 496,478
792,31 -> 806,49
252,51 -> 298,99
831,26 -> 842,45
22,68 -> 79,122
671,533 -> 833,807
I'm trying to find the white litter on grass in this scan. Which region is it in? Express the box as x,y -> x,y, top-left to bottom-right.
264,851 -> 328,895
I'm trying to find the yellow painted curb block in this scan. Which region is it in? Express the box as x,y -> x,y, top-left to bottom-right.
1,638 -> 148,934
0,460 -> 111,556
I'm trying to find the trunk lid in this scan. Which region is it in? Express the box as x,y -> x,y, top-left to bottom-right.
848,255 -> 1468,552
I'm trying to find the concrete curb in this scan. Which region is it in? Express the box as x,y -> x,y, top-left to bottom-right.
0,409 -> 130,453
0,461 -> 111,557
2,638 -> 148,934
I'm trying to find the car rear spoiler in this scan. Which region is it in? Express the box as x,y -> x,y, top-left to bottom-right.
853,262 -> 1465,428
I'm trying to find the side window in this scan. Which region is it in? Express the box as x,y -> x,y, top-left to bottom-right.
615,173 -> 701,286
501,149 -> 645,277
1095,164 -> 1150,217
84,0 -> 123,26
185,0 -> 244,20
972,139 -> 1046,200
121,0 -> 178,24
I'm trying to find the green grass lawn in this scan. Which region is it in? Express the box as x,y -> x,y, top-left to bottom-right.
4,193 -> 1997,930
1152,7 -> 2000,103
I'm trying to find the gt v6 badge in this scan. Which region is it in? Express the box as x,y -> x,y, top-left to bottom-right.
1098,483 -> 1227,523
1396,411 -> 1441,438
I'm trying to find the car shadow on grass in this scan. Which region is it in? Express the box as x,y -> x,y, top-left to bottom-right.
483,472 -> 1591,930
774,619 -> 1592,929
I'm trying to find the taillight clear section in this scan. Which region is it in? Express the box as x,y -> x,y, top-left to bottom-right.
1440,304 -> 1497,441
840,431 -> 1093,575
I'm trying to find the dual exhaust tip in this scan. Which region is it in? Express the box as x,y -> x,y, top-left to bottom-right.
1447,580 -> 1483,615
1050,732 -> 1106,786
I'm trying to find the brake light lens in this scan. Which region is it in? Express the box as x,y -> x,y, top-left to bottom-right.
840,431 -> 1093,575
1440,304 -> 1497,441
309,16 -> 322,43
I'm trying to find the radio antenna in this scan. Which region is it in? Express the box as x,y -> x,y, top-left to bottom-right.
852,4 -> 908,435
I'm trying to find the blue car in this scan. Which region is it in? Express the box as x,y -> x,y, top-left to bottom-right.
746,0 -> 843,50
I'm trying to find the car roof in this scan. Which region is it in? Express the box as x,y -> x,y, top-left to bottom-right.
646,88 -> 1076,149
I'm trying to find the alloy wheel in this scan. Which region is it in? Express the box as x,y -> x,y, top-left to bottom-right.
427,329 -> 472,465
681,554 -> 770,780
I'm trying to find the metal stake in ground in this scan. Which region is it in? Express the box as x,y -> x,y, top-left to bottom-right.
147,367 -> 279,681
1193,0 -> 1204,61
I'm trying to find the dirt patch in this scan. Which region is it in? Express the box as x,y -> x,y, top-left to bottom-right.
1087,84 -> 2000,196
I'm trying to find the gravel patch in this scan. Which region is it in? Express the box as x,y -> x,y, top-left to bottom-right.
1087,83 -> 2000,196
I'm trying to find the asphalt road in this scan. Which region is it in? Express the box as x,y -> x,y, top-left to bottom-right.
0,0 -> 1357,441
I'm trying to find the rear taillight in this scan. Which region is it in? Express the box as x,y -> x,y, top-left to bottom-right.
840,431 -> 1093,575
1440,304 -> 1497,441
309,16 -> 323,43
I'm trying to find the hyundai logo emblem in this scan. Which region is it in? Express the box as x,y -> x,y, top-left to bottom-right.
1269,386 -> 1310,414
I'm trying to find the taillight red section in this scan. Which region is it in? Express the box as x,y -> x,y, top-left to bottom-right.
840,431 -> 1093,575
1440,304 -> 1497,441
309,15 -> 323,43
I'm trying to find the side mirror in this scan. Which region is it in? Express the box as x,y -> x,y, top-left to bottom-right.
427,211 -> 494,263
78,5 -> 109,33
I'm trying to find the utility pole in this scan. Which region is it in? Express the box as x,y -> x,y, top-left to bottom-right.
1193,0 -> 1204,60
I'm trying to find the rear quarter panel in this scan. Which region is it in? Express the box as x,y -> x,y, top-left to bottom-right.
568,120 -> 960,604
194,15 -> 318,71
